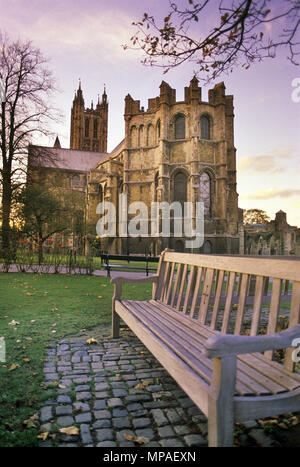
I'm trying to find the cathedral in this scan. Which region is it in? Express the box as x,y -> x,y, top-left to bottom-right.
28,77 -> 241,255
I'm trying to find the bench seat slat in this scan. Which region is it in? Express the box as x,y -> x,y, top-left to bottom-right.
122,300 -> 213,385
125,300 -> 259,396
238,353 -> 300,391
120,300 -> 300,396
135,301 -> 280,396
148,300 -> 292,395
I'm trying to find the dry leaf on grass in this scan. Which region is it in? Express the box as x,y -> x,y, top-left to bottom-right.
23,358 -> 31,362
37,432 -> 49,441
8,320 -> 20,326
8,363 -> 20,371
59,426 -> 79,436
23,413 -> 39,428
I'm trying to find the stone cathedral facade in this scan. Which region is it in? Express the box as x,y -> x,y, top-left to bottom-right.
28,77 -> 241,255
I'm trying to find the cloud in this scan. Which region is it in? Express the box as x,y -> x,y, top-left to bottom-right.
243,189 -> 300,200
237,148 -> 298,174
0,4 -> 142,65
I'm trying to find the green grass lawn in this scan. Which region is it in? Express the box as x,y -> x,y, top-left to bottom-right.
0,272 -> 153,447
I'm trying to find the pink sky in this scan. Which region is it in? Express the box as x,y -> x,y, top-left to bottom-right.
1,0 -> 299,226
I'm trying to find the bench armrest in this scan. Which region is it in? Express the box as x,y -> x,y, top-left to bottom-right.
111,275 -> 159,300
203,324 -> 300,358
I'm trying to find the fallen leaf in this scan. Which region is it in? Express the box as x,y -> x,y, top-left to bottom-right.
97,296 -> 103,299
37,432 -> 49,441
86,338 -> 99,345
25,292 -> 32,296
134,436 -> 149,445
9,363 -> 20,371
134,381 -> 152,389
58,384 -> 66,389
8,320 -> 20,326
123,433 -> 149,445
23,358 -> 31,362
23,413 -> 39,428
59,426 -> 79,436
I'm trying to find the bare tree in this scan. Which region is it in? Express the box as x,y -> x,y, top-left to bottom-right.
0,32 -> 60,255
127,0 -> 300,81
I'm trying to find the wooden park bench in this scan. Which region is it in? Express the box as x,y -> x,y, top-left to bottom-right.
111,249 -> 300,447
101,253 -> 159,278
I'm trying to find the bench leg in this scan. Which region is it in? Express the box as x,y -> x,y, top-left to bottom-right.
207,356 -> 236,447
208,397 -> 234,447
112,299 -> 120,338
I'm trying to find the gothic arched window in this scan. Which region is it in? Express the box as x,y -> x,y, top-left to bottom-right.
73,175 -> 80,187
156,119 -> 161,141
174,114 -> 185,140
85,118 -> 90,138
138,125 -> 144,147
200,115 -> 211,140
93,119 -> 98,139
200,172 -> 211,217
173,171 -> 188,205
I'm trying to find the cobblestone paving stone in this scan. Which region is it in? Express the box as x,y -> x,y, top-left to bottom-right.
39,329 -> 298,447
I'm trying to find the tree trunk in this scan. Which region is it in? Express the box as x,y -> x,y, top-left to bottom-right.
1,167 -> 12,257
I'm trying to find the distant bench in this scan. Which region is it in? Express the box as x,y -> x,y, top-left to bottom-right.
111,249 -> 300,446
100,253 -> 159,278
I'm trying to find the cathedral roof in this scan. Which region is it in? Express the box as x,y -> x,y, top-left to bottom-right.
28,145 -> 108,172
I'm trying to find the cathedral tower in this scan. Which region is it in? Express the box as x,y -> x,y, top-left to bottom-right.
70,81 -> 108,153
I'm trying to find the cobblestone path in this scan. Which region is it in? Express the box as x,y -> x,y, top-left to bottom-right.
39,329 -> 297,447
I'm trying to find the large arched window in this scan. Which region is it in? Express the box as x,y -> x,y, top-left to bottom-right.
200,172 -> 211,217
85,118 -> 90,138
200,115 -> 211,140
156,119 -> 161,142
93,119 -> 98,139
173,171 -> 188,205
154,172 -> 159,202
138,125 -> 144,147
98,184 -> 103,203
174,114 -> 186,140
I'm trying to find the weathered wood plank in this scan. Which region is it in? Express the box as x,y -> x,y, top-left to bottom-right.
175,263 -> 188,312
165,261 -> 176,305
190,267 -> 203,319
164,252 -> 300,282
284,281 -> 300,370
250,275 -> 264,336
183,265 -> 197,315
264,278 -> 282,359
210,270 -> 224,330
199,268 -> 214,324
234,273 -> 249,335
221,272 -> 235,334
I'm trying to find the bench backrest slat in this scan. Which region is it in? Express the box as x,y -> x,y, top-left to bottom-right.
154,250 -> 300,371
284,281 -> 300,370
234,273 -> 249,335
221,272 -> 236,334
176,263 -> 188,312
198,268 -> 214,324
250,276 -> 264,336
190,267 -> 203,319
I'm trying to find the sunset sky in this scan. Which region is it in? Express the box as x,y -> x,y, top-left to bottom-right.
1,0 -> 299,226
